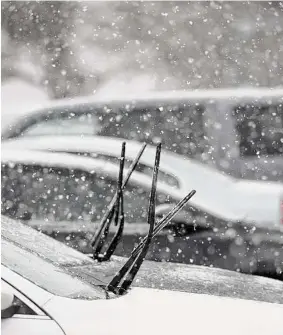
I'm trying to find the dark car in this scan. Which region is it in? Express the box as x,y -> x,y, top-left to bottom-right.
2,148 -> 283,280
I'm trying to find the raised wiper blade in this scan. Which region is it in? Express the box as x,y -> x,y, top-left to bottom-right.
131,189 -> 196,259
106,143 -> 161,295
92,142 -> 126,261
91,142 -> 147,261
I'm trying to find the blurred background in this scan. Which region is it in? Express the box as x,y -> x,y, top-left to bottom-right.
2,1 -> 283,98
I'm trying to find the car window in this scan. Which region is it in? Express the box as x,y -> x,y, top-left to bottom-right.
99,103 -> 209,161
157,201 -> 226,232
22,113 -> 100,137
1,239 -> 106,300
1,163 -> 170,224
8,103 -> 208,163
232,103 -> 283,157
1,280 -> 37,315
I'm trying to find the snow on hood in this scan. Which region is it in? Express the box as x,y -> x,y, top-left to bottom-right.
45,287 -> 283,335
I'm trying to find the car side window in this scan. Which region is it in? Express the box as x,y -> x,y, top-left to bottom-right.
99,104 -> 208,162
1,163 -> 169,224
12,296 -> 37,316
1,281 -> 36,316
232,104 -> 283,157
22,113 -> 101,137
157,201 -> 224,235
1,164 -> 112,222
122,184 -> 171,223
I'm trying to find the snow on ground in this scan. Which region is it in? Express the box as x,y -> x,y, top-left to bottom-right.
1,78 -> 50,130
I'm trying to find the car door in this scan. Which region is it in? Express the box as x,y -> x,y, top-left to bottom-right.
1,280 -> 64,335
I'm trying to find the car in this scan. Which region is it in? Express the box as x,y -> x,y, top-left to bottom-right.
2,87 -> 283,181
2,147 -> 283,279
2,214 -> 283,335
2,135 -> 283,229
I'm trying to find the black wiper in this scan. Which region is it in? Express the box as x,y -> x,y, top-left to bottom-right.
106,144 -> 196,295
129,189 -> 196,259
91,142 -> 147,261
106,143 -> 161,294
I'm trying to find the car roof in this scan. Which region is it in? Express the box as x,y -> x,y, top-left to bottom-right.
6,86 -> 283,113
2,87 -> 283,134
2,215 -> 283,304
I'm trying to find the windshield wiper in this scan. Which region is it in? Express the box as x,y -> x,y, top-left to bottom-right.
106,144 -> 196,295
91,142 -> 147,261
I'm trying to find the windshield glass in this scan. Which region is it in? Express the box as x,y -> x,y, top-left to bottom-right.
2,238 -> 106,300
1,215 -> 106,299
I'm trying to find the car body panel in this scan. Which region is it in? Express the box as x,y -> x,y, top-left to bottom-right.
42,287 -> 283,335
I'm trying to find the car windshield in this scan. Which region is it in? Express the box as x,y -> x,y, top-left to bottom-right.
1,216 -> 106,300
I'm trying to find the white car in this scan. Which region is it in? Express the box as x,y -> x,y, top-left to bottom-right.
2,215 -> 283,335
2,87 -> 283,182
2,147 -> 283,278
2,136 -> 283,229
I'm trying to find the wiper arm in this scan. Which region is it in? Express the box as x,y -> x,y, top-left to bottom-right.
92,142 -> 147,261
131,189 -> 196,259
94,142 -> 125,261
106,143 -> 162,295
106,190 -> 196,295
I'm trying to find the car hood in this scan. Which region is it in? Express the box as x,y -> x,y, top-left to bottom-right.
44,287 -> 283,335
68,256 -> 283,304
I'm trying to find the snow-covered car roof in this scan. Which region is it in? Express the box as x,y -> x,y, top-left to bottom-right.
2,86 -> 283,135
2,215 -> 283,304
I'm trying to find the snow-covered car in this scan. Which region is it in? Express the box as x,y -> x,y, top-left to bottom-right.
2,214 -> 283,335
2,135 -> 283,229
2,147 -> 283,278
2,87 -> 283,181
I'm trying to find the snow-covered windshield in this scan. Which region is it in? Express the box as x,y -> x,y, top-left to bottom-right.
2,239 -> 106,300
1,216 -> 106,299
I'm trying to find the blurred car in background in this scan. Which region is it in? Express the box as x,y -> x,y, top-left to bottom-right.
3,135 -> 283,230
2,148 -> 283,279
2,215 -> 283,335
2,87 -> 283,182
